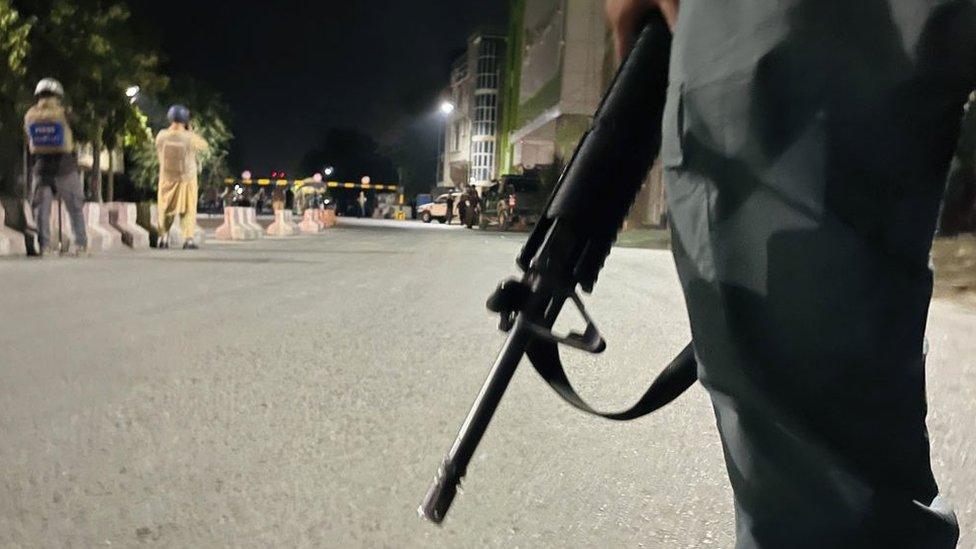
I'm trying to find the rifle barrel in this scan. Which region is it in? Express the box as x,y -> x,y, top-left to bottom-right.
419,317 -> 534,523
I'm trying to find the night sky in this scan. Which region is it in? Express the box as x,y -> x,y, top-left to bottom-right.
132,1 -> 509,178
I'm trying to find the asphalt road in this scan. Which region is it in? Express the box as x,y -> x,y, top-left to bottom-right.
1,219 -> 973,547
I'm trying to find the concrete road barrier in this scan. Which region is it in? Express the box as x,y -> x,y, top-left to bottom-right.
266,209 -> 299,237
0,198 -> 35,255
135,201 -> 156,244
241,207 -> 264,237
16,200 -> 39,255
0,206 -> 27,256
107,202 -> 150,249
316,208 -> 338,228
299,209 -> 324,234
215,207 -> 261,241
82,203 -> 124,252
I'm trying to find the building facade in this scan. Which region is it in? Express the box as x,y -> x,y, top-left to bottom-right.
438,31 -> 506,190
498,0 -> 668,227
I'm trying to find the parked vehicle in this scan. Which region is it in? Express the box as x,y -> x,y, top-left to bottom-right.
418,192 -> 462,224
415,194 -> 433,209
479,175 -> 545,230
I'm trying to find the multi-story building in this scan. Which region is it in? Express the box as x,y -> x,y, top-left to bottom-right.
438,31 -> 506,191
498,0 -> 668,227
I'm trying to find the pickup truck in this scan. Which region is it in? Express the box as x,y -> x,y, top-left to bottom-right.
478,175 -> 545,231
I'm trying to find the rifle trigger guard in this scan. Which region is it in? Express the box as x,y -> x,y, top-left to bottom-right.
524,291 -> 606,354
486,278 -> 531,332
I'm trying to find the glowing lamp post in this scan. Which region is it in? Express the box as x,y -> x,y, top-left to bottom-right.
125,85 -> 141,104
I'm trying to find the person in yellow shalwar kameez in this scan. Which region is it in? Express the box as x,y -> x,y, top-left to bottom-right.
155,104 -> 208,249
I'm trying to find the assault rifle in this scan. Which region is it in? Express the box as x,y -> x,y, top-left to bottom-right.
419,14 -> 697,524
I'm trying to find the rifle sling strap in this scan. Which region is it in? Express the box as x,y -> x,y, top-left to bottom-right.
525,341 -> 698,421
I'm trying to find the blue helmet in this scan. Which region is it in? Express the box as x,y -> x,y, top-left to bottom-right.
167,104 -> 191,124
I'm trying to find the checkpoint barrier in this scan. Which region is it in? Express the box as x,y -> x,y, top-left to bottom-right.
214,207 -> 261,241
266,209 -> 299,237
298,209 -> 324,233
0,205 -> 27,256
82,203 -> 124,252
107,202 -> 150,249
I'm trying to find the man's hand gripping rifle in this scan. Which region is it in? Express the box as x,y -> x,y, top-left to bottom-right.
420,14 -> 697,524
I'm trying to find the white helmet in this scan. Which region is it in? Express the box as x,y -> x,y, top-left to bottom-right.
34,78 -> 64,98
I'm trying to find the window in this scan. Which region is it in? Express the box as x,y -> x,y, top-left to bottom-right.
472,93 -> 497,137
475,39 -> 500,91
470,139 -> 496,184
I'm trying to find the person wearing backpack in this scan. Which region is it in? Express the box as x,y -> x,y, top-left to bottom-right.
155,105 -> 208,249
23,78 -> 88,257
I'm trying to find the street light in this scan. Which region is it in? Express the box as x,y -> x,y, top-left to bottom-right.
439,100 -> 455,116
323,166 -> 335,177
125,85 -> 141,104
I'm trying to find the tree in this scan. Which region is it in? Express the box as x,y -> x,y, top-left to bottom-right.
18,0 -> 166,201
0,0 -> 33,195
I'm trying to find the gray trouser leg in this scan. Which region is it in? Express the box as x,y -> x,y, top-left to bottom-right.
56,171 -> 87,248
31,183 -> 53,250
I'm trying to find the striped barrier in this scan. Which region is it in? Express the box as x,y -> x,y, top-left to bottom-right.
215,207 -> 261,241
0,206 -> 27,256
107,202 -> 150,249
82,203 -> 124,252
224,178 -> 400,193
298,209 -> 324,234
266,209 -> 299,237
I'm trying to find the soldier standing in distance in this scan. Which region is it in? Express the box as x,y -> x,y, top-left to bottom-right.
155,104 -> 208,249
24,78 -> 88,256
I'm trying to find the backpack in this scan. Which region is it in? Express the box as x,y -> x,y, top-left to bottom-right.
161,138 -> 189,180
